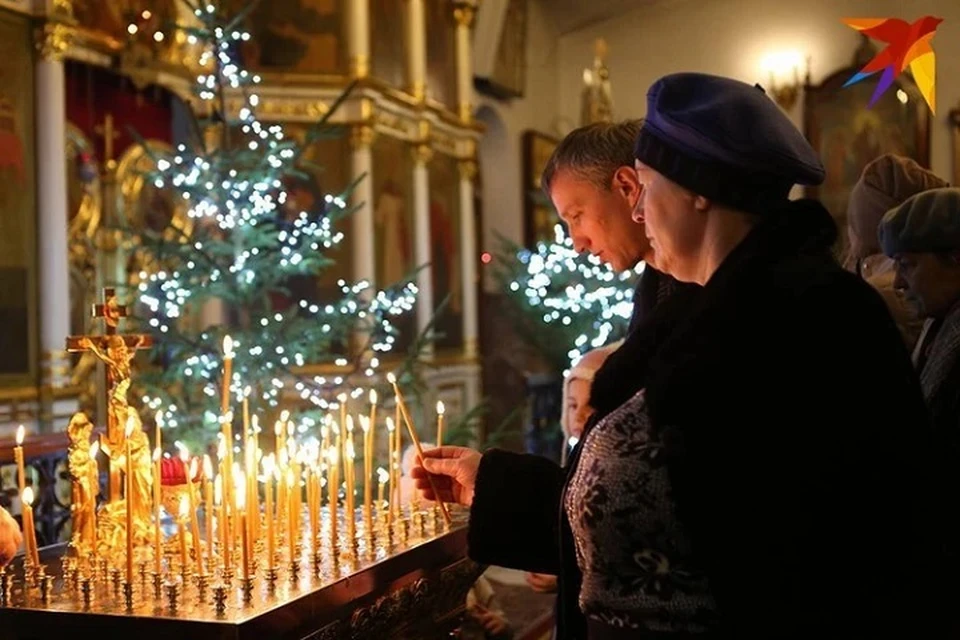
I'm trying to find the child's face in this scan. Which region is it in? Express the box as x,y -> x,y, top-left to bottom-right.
566,378 -> 593,440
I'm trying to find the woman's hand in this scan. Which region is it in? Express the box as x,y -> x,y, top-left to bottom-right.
410,446 -> 482,507
525,572 -> 558,593
0,507 -> 23,567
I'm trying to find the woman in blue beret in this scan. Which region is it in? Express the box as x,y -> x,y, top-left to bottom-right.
414,73 -> 950,639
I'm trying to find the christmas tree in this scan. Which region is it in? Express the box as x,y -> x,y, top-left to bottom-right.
125,1 -> 421,444
493,224 -> 640,376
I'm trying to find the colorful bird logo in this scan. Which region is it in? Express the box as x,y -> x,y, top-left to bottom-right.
841,16 -> 942,113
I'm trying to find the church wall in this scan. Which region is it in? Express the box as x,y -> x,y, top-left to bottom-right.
475,0 -> 562,293
556,0 -> 960,186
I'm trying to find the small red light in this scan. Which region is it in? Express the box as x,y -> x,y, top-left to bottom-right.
480,252 -> 492,264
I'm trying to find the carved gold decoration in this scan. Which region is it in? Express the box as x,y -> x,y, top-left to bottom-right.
411,141 -> 433,165
458,102 -> 472,124
453,3 -> 476,27
51,0 -> 75,21
351,54 -> 370,79
410,81 -> 426,104
374,108 -> 420,140
350,124 -> 377,149
457,159 -> 478,182
66,412 -> 97,554
35,21 -> 72,61
429,126 -> 459,157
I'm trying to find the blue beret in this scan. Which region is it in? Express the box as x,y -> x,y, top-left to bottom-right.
634,73 -> 825,213
879,188 -> 960,256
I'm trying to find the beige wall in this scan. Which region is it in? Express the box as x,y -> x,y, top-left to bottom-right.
475,0 -> 563,291
557,0 -> 960,185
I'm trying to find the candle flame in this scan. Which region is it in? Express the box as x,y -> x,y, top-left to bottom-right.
346,415 -> 354,433
377,467 -> 389,483
243,385 -> 252,398
386,372 -> 397,384
176,441 -> 190,462
436,401 -> 445,415
328,446 -> 339,464
252,415 -> 260,434
262,453 -> 274,475
280,409 -> 290,422
156,411 -> 164,429
153,447 -> 161,463
386,416 -> 395,432
360,415 -> 370,433
91,441 -> 100,459
369,389 -> 378,404
15,424 -> 23,445
235,480 -> 246,509
274,420 -> 283,437
222,335 -> 234,358
346,440 -> 355,460
22,486 -> 33,506
286,468 -> 295,488
337,392 -> 347,403
125,414 -> 136,438
217,434 -> 226,460
190,457 -> 199,480
178,494 -> 189,518
203,454 -> 213,479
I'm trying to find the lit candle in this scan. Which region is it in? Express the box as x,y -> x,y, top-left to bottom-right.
286,469 -> 296,563
237,482 -> 249,580
389,373 -> 452,525
360,416 -> 373,529
125,416 -> 135,584
328,447 -> 339,551
263,456 -> 275,572
178,496 -> 189,574
14,424 -> 25,497
188,458 -> 204,575
377,467 -> 388,512
153,447 -> 162,574
203,455 -> 214,570
338,393 -> 348,439
346,437 -> 356,544
436,401 -> 445,448
21,487 -> 39,567
386,417 -> 396,527
215,476 -> 226,572
221,336 -> 234,416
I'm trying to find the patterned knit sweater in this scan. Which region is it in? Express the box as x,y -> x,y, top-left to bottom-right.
564,389 -> 719,633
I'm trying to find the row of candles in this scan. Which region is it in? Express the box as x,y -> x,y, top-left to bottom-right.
10,336 -> 450,597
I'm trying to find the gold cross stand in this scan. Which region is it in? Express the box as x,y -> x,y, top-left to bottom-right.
66,287 -> 153,502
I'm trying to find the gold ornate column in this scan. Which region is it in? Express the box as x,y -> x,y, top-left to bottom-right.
406,0 -> 427,102
411,131 -> 434,356
350,122 -> 377,289
35,6 -> 77,429
457,155 -> 479,358
453,1 -> 477,123
347,0 -> 370,78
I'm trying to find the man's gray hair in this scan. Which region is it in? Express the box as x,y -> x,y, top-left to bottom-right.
540,119 -> 644,196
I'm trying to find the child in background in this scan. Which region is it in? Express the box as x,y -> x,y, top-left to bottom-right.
527,340 -> 622,597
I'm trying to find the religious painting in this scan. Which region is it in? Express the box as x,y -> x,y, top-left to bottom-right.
804,36 -> 930,259
370,0 -> 407,91
522,130 -> 560,247
478,0 -> 526,99
372,134 -> 416,351
276,123 -> 353,310
0,10 -> 36,383
241,0 -> 345,75
428,152 -> 463,351
425,0 -> 457,110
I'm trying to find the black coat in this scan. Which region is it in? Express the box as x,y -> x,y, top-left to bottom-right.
469,202 -> 950,639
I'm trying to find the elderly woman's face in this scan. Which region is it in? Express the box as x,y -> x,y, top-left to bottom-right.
894,252 -> 960,318
632,161 -> 703,282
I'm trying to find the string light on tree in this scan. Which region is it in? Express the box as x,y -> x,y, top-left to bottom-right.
493,224 -> 639,374
129,1 -> 419,441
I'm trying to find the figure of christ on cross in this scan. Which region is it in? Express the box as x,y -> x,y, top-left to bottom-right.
66,288 -> 153,502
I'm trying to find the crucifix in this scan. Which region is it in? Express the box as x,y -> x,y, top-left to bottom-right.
94,112 -> 121,172
66,287 -> 153,502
